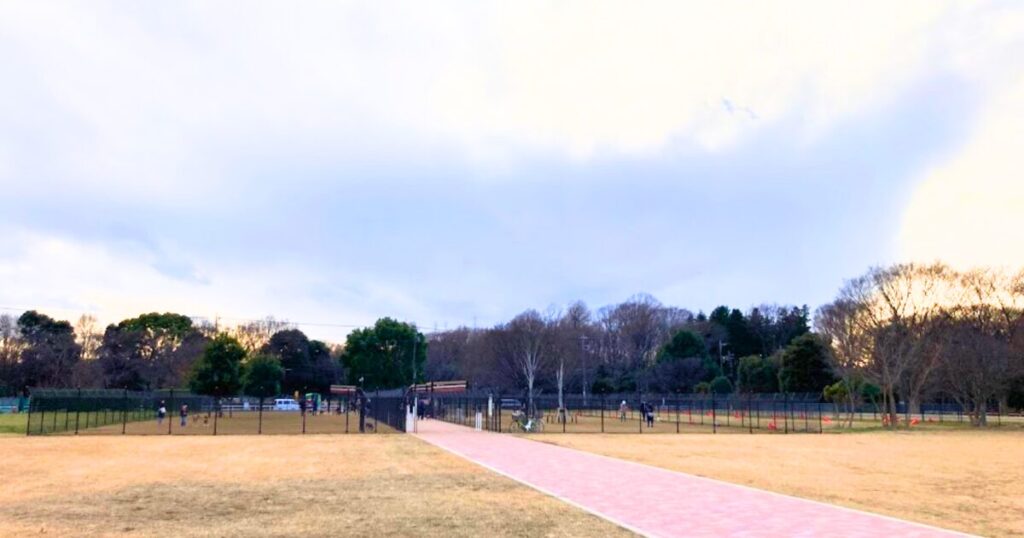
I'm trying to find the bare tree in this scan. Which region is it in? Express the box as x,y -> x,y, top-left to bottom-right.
551,301 -> 592,412
939,268 -> 1024,424
838,263 -> 952,427
597,294 -> 668,393
492,310 -> 553,416
74,314 -> 101,361
816,299 -> 872,427
0,314 -> 24,392
232,317 -> 294,356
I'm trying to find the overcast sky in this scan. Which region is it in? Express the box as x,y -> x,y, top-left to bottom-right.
1,2 -> 1022,341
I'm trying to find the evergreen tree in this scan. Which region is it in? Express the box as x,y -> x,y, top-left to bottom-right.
778,334 -> 835,393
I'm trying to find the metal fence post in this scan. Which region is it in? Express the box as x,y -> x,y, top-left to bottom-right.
818,402 -> 823,433
213,398 -> 219,436
638,397 -> 643,434
25,392 -> 32,436
122,388 -> 128,435
600,395 -> 604,433
784,394 -> 789,434
74,388 -> 81,435
711,393 -> 716,434
168,389 -> 174,435
748,394 -> 753,434
676,398 -> 680,434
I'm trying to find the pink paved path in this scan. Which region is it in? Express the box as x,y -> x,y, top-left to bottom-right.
415,420 -> 970,538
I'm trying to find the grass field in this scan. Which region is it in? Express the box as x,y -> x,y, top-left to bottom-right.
0,434 -> 632,537
478,408 -> 1024,435
536,429 -> 1024,537
94,411 -> 397,435
0,413 -> 27,435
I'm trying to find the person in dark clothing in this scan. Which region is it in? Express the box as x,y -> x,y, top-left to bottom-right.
299,398 -> 307,416
645,402 -> 655,427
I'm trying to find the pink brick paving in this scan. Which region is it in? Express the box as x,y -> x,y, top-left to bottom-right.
415,420 -> 972,538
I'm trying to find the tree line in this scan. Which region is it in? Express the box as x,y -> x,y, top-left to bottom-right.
424,295 -> 830,412
425,265 -> 1024,427
0,312 -> 425,401
3,263 -> 1022,427
816,264 -> 1024,426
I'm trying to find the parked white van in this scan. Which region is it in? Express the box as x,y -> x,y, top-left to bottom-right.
273,398 -> 300,411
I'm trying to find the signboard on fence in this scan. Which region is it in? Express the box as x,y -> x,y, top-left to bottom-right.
408,381 -> 468,394
330,385 -> 357,395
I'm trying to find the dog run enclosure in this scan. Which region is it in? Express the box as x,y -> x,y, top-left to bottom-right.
421,391 -> 1014,434
25,388 -> 407,435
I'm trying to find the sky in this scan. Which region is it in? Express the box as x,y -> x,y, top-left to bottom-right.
1,1 -> 1022,342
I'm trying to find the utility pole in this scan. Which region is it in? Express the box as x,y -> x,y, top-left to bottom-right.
578,335 -> 589,406
411,324 -> 418,385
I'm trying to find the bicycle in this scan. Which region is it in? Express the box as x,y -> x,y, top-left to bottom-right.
507,410 -> 545,433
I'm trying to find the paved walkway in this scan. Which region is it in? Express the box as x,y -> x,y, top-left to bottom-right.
415,420 -> 970,538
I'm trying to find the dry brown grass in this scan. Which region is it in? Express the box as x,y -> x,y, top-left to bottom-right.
0,435 -> 633,537
535,430 -> 1024,537
29,410 -> 398,436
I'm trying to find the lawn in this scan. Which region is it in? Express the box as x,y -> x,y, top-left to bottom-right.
97,410 -> 396,435
536,429 -> 1024,537
0,413 -> 27,436
0,434 -> 632,537
489,407 -> 1024,434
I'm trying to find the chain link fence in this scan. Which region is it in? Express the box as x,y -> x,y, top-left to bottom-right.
421,391 -> 1018,434
26,388 -> 406,435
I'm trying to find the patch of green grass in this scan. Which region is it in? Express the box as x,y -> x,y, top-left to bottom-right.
0,413 -> 27,436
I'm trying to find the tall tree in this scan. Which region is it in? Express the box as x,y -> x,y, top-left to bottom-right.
189,334 -> 245,400
658,329 -> 708,361
342,319 -> 426,390
232,317 -> 294,356
778,333 -> 835,393
309,339 -> 342,394
833,263 -> 952,426
0,314 -> 24,393
552,302 -> 591,410
736,355 -> 779,393
598,294 -> 667,393
17,311 -> 80,389
243,353 -> 284,432
263,329 -> 314,395
243,354 -> 284,399
98,312 -> 202,389
491,310 -> 552,415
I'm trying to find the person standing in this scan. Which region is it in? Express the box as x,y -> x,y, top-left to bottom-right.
619,400 -> 628,422
157,401 -> 167,426
645,402 -> 655,427
179,404 -> 188,428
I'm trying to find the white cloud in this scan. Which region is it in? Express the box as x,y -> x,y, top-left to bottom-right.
0,0 -> 1002,186
0,227 -> 429,341
1,1 -> 1022,327
898,3 -> 1024,268
900,75 -> 1024,268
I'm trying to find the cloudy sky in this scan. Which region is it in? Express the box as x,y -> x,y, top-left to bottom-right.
1,1 -> 1022,341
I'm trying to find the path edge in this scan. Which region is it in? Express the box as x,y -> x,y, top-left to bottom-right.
535,437 -> 978,538
414,432 -> 656,538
